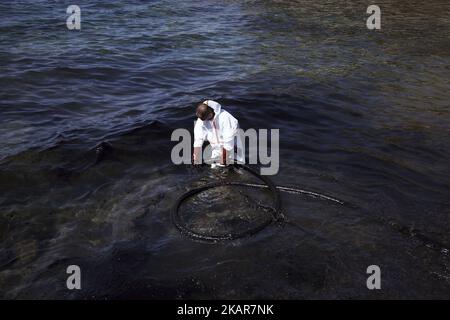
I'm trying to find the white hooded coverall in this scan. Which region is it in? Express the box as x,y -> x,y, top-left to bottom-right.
194,100 -> 244,164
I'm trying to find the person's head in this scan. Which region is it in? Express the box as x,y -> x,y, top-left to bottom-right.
196,103 -> 215,121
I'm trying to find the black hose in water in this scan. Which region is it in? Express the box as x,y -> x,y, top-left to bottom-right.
172,164 -> 345,242
172,164 -> 282,242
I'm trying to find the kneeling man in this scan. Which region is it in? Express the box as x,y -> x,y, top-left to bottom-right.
193,100 -> 243,166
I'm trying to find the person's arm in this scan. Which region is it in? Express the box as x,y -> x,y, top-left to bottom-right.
220,148 -> 228,165
193,119 -> 204,164
193,146 -> 202,164
219,115 -> 238,165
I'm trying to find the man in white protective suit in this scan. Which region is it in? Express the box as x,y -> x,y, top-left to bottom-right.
192,100 -> 244,166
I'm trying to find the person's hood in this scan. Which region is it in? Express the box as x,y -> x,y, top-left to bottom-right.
203,100 -> 222,114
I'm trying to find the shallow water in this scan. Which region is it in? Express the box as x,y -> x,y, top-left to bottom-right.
1,0 -> 450,299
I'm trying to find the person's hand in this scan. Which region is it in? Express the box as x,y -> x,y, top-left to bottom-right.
192,147 -> 202,165
192,152 -> 198,165
219,148 -> 228,165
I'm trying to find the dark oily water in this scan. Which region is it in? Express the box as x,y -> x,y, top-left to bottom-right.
0,0 -> 450,299
178,181 -> 276,239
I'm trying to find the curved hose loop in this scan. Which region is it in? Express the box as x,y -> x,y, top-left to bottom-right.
172,164 -> 283,242
172,163 -> 346,242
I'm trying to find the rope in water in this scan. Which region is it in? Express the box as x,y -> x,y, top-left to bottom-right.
237,183 -> 344,205
172,164 -> 344,242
